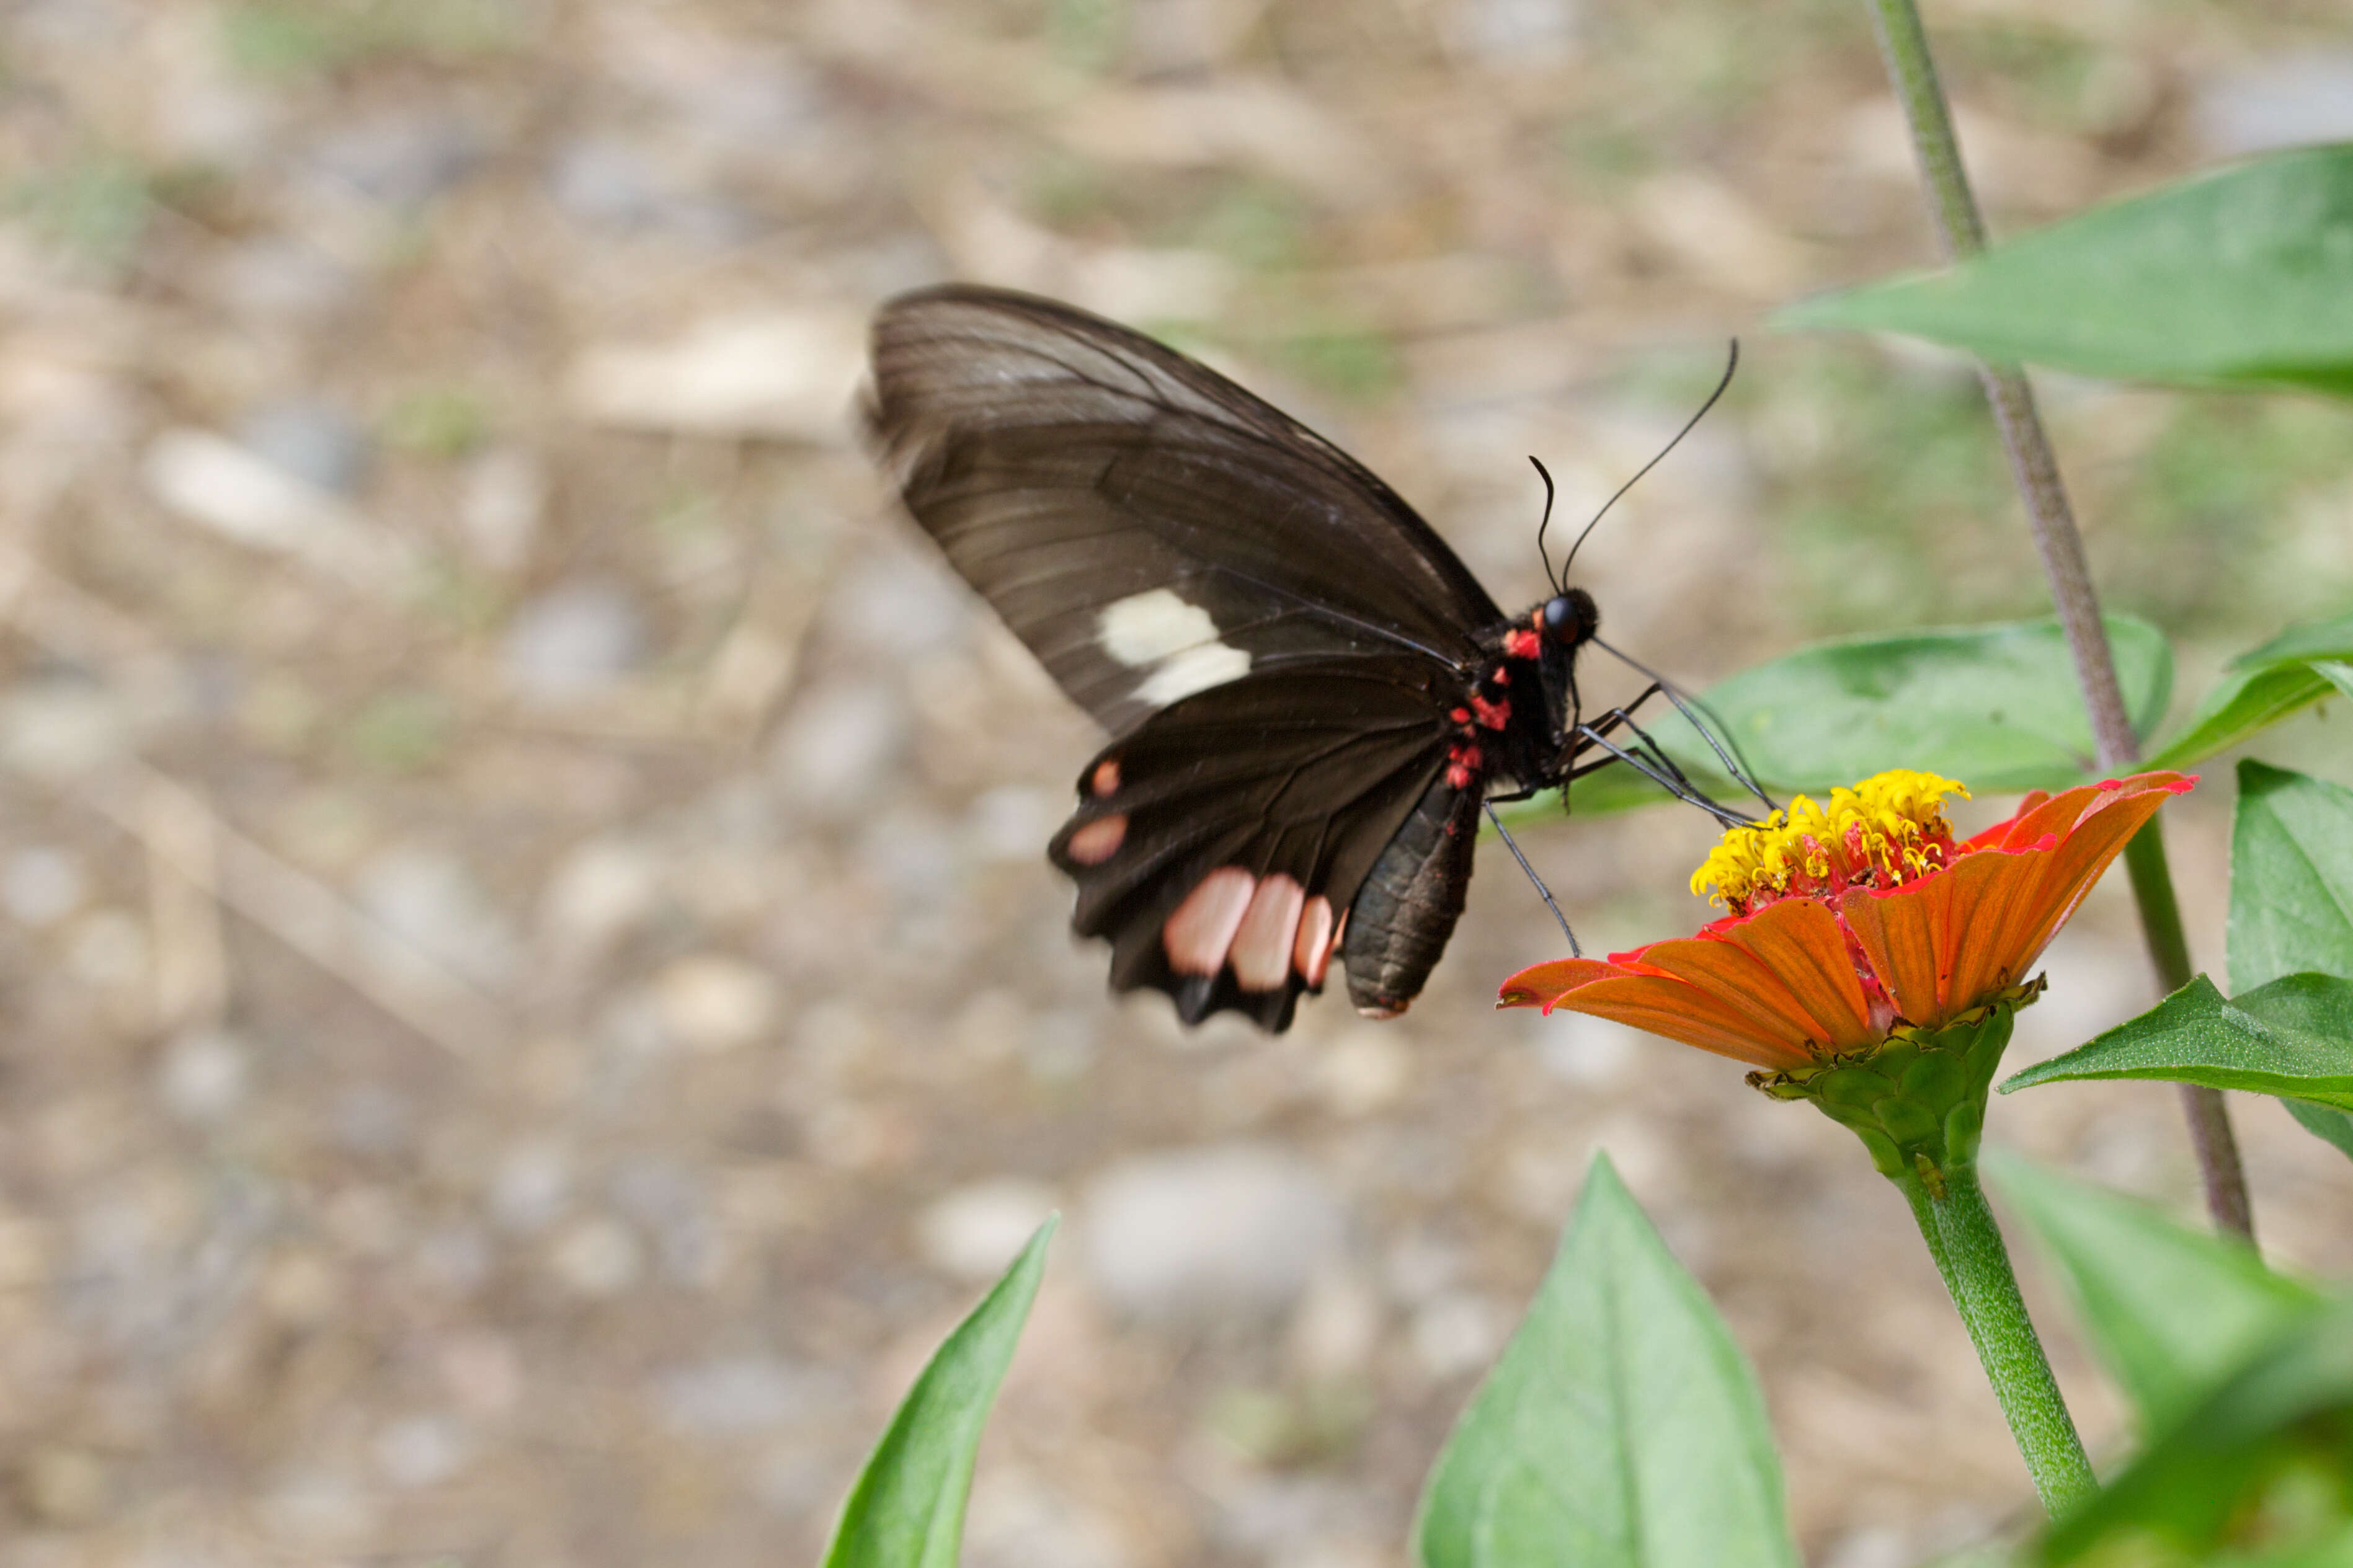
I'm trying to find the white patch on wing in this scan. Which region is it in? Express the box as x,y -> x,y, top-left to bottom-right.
1099,590 -> 1219,667
1099,589 -> 1252,705
1138,642 -> 1252,704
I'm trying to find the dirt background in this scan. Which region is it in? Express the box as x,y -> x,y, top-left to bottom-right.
2,1 -> 2351,1563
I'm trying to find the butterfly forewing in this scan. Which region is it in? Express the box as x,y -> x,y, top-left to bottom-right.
868,285 -> 1531,1030
869,286 -> 1501,737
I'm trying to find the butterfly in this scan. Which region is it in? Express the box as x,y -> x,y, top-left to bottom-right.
867,285 -> 1748,1032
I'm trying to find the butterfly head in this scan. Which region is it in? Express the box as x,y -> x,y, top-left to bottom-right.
1540,589 -> 1598,652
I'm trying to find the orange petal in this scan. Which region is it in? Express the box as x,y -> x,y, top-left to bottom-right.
1498,955 -> 1817,1069
1939,846 -> 2058,1011
1714,898 -> 1879,1051
1497,956 -> 1626,1010
1537,972 -> 1820,1069
2001,776 -> 2191,973
1843,869 -> 1954,1026
1634,934 -> 1838,1055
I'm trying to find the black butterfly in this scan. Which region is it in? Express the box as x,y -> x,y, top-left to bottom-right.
867,285 -> 1747,1032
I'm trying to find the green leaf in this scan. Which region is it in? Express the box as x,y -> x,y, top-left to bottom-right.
2000,972 -> 2353,1112
1779,144 -> 2353,397
821,1218 -> 1056,1568
2036,1301 -> 2353,1565
2229,760 -> 2353,991
1414,1155 -> 1797,1568
2284,1099 -> 2353,1161
1521,616 -> 2171,821
1982,1150 -> 2321,1433
2145,611 -> 2353,771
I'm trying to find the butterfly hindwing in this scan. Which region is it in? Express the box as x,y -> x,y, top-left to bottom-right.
1049,659 -> 1463,1030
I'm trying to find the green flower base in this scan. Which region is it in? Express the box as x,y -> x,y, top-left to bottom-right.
1748,978 -> 2045,1190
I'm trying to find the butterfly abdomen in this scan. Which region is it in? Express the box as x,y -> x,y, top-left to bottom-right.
1341,774 -> 1483,1018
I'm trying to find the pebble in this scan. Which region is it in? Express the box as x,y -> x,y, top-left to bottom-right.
1080,1143 -> 1346,1322
498,579 -> 649,705
1,845 -> 86,926
563,309 -> 867,442
489,1141 -> 572,1234
2194,53 -> 2353,156
458,446 -> 547,572
234,401 -> 370,494
303,112 -> 480,207
141,428 -> 404,587
209,237 -> 357,321
1410,1291 -> 1506,1379
967,784 -> 1059,862
355,845 -> 520,990
1313,1028 -> 1411,1118
770,681 -> 913,818
653,954 -> 779,1052
538,835 -> 664,955
373,1415 -> 469,1489
1443,0 -> 1583,68
656,1355 -> 834,1436
1531,1012 -> 1641,1086
548,1213 -> 644,1298
155,1027 -> 249,1122
0,680 -> 132,781
915,1178 -> 1061,1282
20,1444 -> 107,1526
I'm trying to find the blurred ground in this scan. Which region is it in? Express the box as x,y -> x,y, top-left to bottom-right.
2,1 -> 2352,1563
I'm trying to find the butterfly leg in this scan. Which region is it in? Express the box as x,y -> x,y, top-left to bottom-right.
1591,636 -> 1778,813
1481,800 -> 1580,955
1572,703 -> 1756,829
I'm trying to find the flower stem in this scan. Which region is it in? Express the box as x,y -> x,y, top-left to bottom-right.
2124,823 -> 2256,1234
1864,0 -> 2253,1236
1896,1164 -> 2097,1515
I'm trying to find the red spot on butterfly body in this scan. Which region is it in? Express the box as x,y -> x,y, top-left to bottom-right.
1091,759 -> 1121,797
1469,692 -> 1510,730
1503,627 -> 1541,660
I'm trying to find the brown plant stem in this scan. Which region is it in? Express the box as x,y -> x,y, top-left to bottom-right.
1864,0 -> 2254,1236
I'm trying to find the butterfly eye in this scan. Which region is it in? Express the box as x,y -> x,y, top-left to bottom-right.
1542,590 -> 1598,647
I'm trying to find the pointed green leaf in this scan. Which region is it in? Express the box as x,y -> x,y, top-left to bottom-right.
2037,1301 -> 2353,1565
2000,972 -> 2353,1112
2228,760 -> 2353,1161
2146,612 -> 2353,771
1516,616 -> 2170,820
1982,1151 -> 2321,1433
2229,760 -> 2353,991
1414,1156 -> 1797,1568
822,1218 -> 1057,1568
2284,1100 -> 2353,1161
1779,144 -> 2353,397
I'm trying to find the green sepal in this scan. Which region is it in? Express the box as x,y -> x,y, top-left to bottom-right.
1748,980 -> 2042,1185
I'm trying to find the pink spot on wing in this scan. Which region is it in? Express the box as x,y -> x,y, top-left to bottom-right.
1230,875 -> 1305,991
1066,814 -> 1127,864
1091,758 -> 1121,797
1293,896 -> 1335,987
1164,867 -> 1256,977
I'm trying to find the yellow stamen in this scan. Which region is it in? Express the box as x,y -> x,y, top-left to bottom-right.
1693,769 -> 1968,909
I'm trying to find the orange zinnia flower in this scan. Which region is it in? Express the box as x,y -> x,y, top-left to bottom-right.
1498,769 -> 2194,1071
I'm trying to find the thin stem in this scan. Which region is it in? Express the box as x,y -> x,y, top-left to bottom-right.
1866,0 -> 2253,1236
1897,1164 -> 2098,1515
2127,826 -> 2257,1233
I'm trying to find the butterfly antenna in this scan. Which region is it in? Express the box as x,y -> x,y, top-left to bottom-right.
1560,339 -> 1740,581
1485,800 -> 1580,957
1529,456 -> 1561,593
